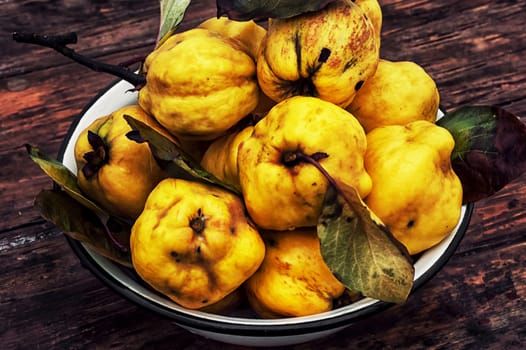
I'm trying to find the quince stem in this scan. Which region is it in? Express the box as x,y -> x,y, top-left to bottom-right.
12,32 -> 146,88
281,150 -> 346,197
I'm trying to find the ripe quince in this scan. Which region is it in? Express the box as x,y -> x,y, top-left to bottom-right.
256,0 -> 379,107
347,59 -> 440,132
138,28 -> 260,141
364,120 -> 463,255
245,228 -> 345,318
130,178 -> 265,309
237,96 -> 372,231
198,16 -> 267,60
200,125 -> 254,192
74,105 -> 168,220
354,0 -> 383,48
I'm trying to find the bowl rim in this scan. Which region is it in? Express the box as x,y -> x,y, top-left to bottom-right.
59,78 -> 474,337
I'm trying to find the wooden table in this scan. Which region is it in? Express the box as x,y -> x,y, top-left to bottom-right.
1,0 -> 525,349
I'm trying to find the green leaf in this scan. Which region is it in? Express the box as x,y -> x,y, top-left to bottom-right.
437,105 -> 526,203
317,182 -> 414,304
217,0 -> 336,21
36,189 -> 133,268
25,144 -> 108,217
123,115 -> 241,195
157,0 -> 191,46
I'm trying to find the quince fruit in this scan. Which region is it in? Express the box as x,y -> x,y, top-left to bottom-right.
138,28 -> 260,141
347,59 -> 440,132
354,0 -> 383,48
198,16 -> 267,60
74,105 -> 168,220
130,178 -> 265,309
200,125 -> 254,192
237,96 -> 372,230
364,120 -> 463,255
256,0 -> 379,107
245,228 -> 345,318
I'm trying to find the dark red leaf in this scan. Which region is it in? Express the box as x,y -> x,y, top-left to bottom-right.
437,105 -> 526,203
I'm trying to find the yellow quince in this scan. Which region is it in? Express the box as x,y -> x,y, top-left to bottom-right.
354,0 -> 383,48
364,120 -> 463,254
138,28 -> 259,140
245,228 -> 345,318
237,96 -> 372,231
200,125 -> 254,192
198,16 -> 267,60
74,105 -> 168,220
347,59 -> 440,132
130,178 -> 265,309
257,0 -> 379,107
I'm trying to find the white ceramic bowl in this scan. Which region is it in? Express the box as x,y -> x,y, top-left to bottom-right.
59,79 -> 473,347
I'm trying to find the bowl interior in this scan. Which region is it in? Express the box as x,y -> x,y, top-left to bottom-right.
60,79 -> 473,335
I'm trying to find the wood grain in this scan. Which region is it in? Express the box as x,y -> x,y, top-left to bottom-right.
1,0 -> 525,349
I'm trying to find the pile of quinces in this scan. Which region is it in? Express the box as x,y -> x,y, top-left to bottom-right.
66,0 -> 463,317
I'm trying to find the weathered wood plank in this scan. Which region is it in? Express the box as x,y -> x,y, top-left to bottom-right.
1,226 -> 523,349
2,0 -> 218,78
379,0 -> 526,114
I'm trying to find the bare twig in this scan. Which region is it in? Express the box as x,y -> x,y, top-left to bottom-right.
12,32 -> 146,87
